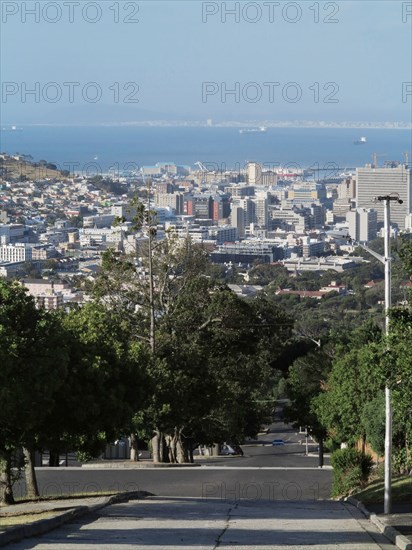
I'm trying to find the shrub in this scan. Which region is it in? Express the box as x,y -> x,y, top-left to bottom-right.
393,447 -> 412,475
331,447 -> 373,497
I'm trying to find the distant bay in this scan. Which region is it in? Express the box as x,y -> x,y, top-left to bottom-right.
1,126 -> 411,174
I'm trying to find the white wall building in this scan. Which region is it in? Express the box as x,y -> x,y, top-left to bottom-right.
347,208 -> 378,242
356,165 -> 412,229
0,243 -> 32,262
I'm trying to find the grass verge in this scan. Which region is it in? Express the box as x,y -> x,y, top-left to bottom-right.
0,512 -> 56,530
14,491 -> 121,505
353,475 -> 412,505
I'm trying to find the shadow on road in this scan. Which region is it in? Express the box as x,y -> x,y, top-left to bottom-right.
10,496 -> 393,549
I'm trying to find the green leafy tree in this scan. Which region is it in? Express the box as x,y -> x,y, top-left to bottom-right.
34,303 -> 147,466
0,280 -> 67,505
93,220 -> 294,462
284,349 -> 331,463
314,342 -> 384,447
361,395 -> 385,456
384,308 -> 412,466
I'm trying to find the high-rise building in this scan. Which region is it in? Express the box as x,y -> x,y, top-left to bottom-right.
287,182 -> 326,205
246,162 -> 278,186
229,185 -> 255,198
356,165 -> 412,229
185,195 -> 214,219
251,195 -> 268,228
346,208 -> 378,242
231,198 -> 255,228
155,193 -> 184,214
230,204 -> 245,238
333,176 -> 357,220
247,162 -> 262,185
212,194 -> 231,220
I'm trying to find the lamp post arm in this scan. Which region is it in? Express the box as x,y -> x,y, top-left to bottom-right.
355,242 -> 386,264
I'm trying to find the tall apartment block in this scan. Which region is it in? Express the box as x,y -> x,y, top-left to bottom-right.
346,208 -> 378,242
356,165 -> 412,230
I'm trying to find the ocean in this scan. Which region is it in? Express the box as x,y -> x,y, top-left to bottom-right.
1,126 -> 411,175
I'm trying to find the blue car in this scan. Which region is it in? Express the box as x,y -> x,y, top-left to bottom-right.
272,439 -> 285,446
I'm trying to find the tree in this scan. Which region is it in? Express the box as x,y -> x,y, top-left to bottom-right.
247,264 -> 289,287
0,280 -> 67,505
284,348 -> 332,466
384,308 -> 412,466
92,226 -> 295,462
33,303 -> 147,467
361,396 -> 385,456
129,276 -> 291,462
314,342 -> 384,448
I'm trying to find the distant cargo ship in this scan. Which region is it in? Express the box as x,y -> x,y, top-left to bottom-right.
1,125 -> 23,131
353,136 -> 367,144
239,126 -> 267,134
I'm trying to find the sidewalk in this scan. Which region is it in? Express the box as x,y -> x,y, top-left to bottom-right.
0,491 -> 148,547
346,497 -> 412,550
1,496 -> 403,550
2,491 -> 411,549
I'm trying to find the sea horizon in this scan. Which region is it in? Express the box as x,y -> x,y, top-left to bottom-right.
1,125 -> 411,174
2,121 -> 412,129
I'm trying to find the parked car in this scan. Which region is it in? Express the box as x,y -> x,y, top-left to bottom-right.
220,443 -> 244,455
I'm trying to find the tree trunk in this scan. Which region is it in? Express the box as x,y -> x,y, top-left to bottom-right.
49,451 -> 59,467
151,431 -> 160,463
23,448 -> 39,499
211,443 -> 220,457
151,430 -> 170,463
167,434 -> 177,464
176,430 -> 189,464
0,455 -> 14,506
160,433 -> 169,463
361,433 -> 366,455
130,434 -> 139,462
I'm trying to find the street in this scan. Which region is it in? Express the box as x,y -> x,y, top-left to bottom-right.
15,421 -> 332,502
6,419 -> 396,548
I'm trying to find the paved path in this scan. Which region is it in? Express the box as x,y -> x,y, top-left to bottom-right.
6,496 -> 395,549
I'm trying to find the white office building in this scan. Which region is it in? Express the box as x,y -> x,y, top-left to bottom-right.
356,165 -> 412,229
346,208 -> 378,242
0,243 -> 32,263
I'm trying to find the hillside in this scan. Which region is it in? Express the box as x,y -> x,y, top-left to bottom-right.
0,155 -> 68,181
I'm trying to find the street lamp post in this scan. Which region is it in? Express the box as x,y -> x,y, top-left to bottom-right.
328,193 -> 403,512
337,193 -> 402,514
375,194 -> 402,515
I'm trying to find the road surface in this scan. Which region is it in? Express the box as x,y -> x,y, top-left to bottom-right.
6,418 -> 396,548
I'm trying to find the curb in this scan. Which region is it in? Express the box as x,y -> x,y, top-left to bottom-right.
345,496 -> 412,550
81,461 -> 201,468
0,490 -> 150,548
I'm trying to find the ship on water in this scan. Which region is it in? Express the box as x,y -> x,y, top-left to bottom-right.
239,126 -> 267,134
353,136 -> 367,144
1,125 -> 23,131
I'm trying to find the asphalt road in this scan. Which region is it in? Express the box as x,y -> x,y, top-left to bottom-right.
6,418 -> 397,549
16,421 -> 333,503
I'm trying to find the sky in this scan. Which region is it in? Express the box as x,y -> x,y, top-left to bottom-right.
1,0 -> 411,124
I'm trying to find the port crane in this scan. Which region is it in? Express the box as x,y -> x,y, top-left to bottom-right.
195,161 -> 210,186
372,153 -> 387,168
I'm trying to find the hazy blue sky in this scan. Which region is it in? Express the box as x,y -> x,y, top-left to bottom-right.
1,1 -> 411,123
